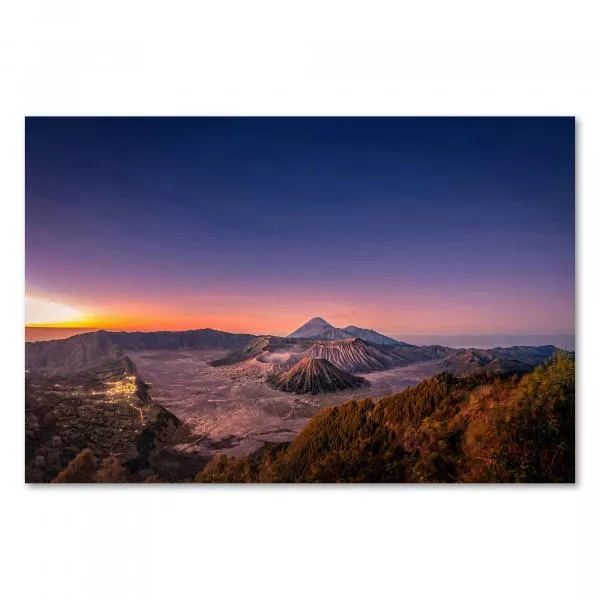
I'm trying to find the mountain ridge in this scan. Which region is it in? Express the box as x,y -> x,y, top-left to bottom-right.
305,337 -> 400,373
26,329 -> 257,372
342,325 -> 404,346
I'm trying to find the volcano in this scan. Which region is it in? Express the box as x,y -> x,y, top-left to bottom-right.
287,316 -> 402,345
287,317 -> 351,340
267,357 -> 367,394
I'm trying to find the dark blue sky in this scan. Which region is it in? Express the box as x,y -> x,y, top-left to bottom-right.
25,117 -> 575,335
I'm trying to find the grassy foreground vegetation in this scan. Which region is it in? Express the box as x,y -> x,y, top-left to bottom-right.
195,351 -> 575,483
52,449 -> 128,483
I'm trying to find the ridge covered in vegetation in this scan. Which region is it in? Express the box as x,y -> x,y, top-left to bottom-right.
195,351 -> 575,483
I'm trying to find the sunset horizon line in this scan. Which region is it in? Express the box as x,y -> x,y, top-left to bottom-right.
24,322 -> 575,337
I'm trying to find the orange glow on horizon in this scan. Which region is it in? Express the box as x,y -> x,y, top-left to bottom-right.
24,292 -> 573,337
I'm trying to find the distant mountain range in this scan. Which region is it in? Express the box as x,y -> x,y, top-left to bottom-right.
25,319 -> 569,387
288,316 -> 402,346
439,345 -> 560,375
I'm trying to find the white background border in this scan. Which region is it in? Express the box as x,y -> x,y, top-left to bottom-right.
1,2 -> 598,599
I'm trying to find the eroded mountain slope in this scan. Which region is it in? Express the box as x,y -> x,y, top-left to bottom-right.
267,357 -> 367,394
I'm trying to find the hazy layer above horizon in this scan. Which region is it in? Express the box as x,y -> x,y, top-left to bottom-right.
25,327 -> 575,351
397,333 -> 575,352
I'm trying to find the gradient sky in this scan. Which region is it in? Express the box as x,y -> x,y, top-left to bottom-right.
25,117 -> 575,337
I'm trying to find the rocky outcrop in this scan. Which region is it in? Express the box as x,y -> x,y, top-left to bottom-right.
25,330 -> 122,373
